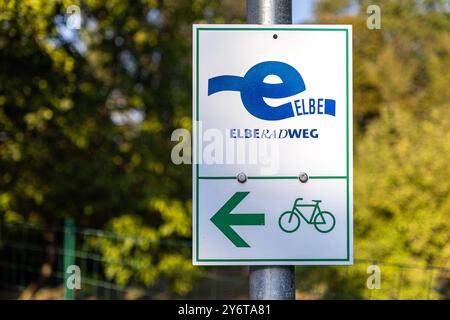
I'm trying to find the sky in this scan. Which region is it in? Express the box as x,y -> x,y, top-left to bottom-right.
292,0 -> 316,23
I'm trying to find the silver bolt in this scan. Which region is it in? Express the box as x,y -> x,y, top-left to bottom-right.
237,172 -> 247,183
299,172 -> 309,183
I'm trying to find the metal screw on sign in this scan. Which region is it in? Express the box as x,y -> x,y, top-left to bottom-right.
237,172 -> 248,183
299,172 -> 309,183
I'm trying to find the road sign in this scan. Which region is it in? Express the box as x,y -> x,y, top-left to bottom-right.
193,25 -> 353,265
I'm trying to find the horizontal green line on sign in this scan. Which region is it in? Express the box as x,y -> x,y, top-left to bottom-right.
197,28 -> 348,32
196,258 -> 351,262
309,176 -> 348,179
198,176 -> 348,180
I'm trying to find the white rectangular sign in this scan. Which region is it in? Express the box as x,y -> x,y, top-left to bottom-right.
193,25 -> 353,265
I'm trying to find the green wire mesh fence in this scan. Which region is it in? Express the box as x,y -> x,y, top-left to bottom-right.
0,219 -> 448,300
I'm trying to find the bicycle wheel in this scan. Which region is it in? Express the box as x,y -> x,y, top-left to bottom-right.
313,211 -> 336,233
278,211 -> 301,233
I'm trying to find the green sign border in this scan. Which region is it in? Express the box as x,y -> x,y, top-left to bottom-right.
195,26 -> 351,263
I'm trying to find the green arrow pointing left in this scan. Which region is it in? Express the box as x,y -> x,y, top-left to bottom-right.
210,192 -> 265,248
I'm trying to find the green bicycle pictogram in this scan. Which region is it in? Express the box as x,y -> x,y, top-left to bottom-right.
278,198 -> 336,233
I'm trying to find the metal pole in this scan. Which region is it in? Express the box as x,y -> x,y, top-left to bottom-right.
247,0 -> 292,24
247,0 -> 296,300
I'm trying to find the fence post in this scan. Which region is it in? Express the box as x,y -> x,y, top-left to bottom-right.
247,0 -> 296,300
63,218 -> 76,300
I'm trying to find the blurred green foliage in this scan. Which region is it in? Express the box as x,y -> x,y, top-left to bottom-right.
0,0 -> 244,295
0,0 -> 449,298
298,0 -> 450,299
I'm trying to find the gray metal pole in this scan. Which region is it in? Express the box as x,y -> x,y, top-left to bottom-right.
247,0 -> 292,24
247,0 -> 296,300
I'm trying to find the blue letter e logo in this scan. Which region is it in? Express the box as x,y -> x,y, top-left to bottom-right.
208,61 -> 306,121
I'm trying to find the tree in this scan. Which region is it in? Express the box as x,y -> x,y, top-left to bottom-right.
296,0 -> 450,299
0,0 -> 244,295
